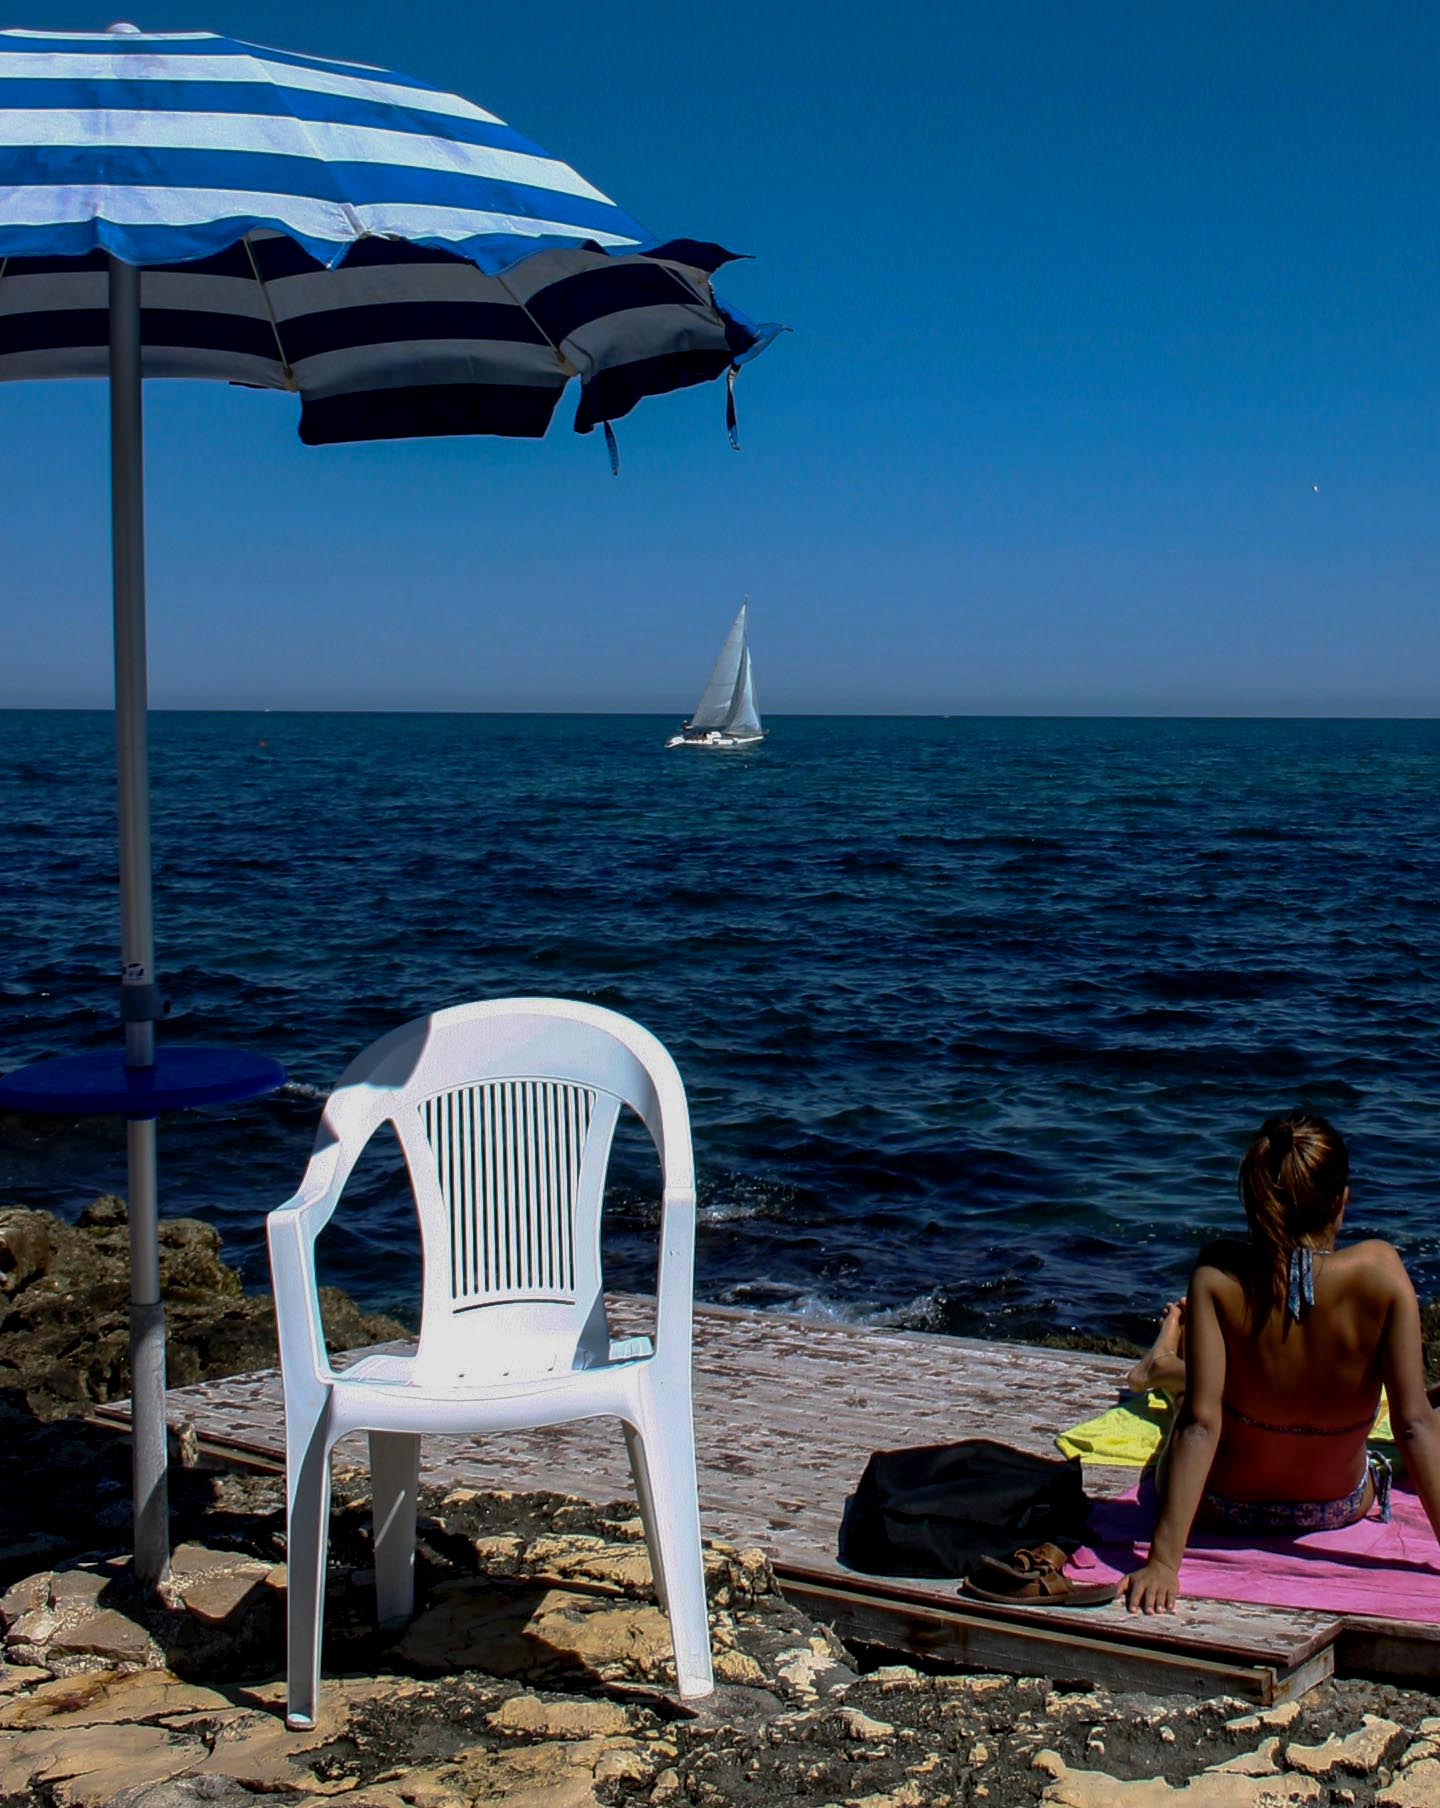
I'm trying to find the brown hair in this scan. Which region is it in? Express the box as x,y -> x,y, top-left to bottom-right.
1238,1111 -> 1350,1317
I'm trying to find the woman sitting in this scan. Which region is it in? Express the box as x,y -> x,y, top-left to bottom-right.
1121,1110 -> 1440,1614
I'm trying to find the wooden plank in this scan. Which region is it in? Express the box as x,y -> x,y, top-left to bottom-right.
777,1572 -> 1336,1706
92,1297 -> 1369,1689
774,1561 -> 1336,1670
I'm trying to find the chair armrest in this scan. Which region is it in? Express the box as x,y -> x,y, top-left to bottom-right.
266,1141 -> 348,1394
654,1183 -> 697,1364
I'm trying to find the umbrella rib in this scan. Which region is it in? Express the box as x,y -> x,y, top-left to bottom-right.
242,235 -> 296,389
493,268 -> 577,378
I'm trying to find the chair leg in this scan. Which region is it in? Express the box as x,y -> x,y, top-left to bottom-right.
627,1395 -> 713,1698
623,1421 -> 669,1611
369,1431 -> 421,1629
285,1428 -> 333,1731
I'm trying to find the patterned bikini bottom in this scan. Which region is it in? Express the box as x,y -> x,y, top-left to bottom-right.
1201,1450 -> 1392,1533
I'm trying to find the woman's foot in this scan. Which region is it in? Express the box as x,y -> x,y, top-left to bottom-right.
1127,1301 -> 1187,1395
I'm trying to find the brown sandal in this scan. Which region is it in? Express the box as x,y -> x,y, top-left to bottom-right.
961,1543 -> 1118,1608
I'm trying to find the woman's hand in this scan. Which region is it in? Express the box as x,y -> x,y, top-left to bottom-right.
1119,1557 -> 1179,1614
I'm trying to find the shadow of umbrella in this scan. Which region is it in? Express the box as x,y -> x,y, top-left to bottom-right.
0,20 -> 781,1589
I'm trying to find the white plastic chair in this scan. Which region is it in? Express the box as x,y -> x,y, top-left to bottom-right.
266,997 -> 712,1729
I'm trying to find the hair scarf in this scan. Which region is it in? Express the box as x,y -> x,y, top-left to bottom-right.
1287,1245 -> 1316,1322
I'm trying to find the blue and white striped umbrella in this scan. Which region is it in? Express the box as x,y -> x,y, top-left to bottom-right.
0,23 -> 778,443
0,22 -> 779,1595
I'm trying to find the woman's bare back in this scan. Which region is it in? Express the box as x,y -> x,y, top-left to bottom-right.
1200,1236 -> 1395,1503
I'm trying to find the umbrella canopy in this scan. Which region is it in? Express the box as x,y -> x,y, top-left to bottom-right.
0,24 -> 776,440
0,22 -> 778,1589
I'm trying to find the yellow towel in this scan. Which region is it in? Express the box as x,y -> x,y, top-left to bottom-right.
1056,1392 -> 1176,1466
1057,1390 -> 1394,1467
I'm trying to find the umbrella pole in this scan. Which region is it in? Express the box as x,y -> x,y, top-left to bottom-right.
109,254 -> 169,1589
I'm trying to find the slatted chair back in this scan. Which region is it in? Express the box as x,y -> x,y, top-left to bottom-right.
318,998 -> 690,1383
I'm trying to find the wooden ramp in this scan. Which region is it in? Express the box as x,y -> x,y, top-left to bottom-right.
95,1300 -> 1435,1702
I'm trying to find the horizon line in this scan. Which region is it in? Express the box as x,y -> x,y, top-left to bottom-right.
3,706 -> 1439,722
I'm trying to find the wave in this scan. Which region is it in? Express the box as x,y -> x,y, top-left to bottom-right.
277,1080 -> 327,1102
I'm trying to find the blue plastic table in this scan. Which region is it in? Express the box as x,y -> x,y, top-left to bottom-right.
0,1047 -> 287,1119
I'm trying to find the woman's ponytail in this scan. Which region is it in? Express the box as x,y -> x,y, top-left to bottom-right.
1238,1112 -> 1349,1321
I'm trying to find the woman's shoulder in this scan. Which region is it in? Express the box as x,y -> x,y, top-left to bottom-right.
1332,1238 -> 1412,1291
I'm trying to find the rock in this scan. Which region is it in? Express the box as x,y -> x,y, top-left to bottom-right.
397,1578 -> 676,1687
1,1571 -> 50,1626
0,1663 -> 47,1695
48,1605 -> 161,1669
49,1568 -> 108,1609
108,1781 -> 269,1808
533,1591 -> 676,1682
488,1693 -> 634,1738
837,1707 -> 895,1741
76,1195 -> 127,1230
0,1209 -> 60,1293
937,1673 -> 1008,1696
1206,1737 -> 1280,1777
1286,1714 -> 1404,1776
412,1734 -> 631,1808
712,1648 -> 768,1687
472,1534 -> 524,1563
0,1666 -> 230,1728
3,1565 -> 163,1673
174,1562 -> 274,1627
531,1539 -> 656,1594
1379,1759 -> 1440,1807
0,1200 -> 409,1424
1224,1700 -> 1302,1734
195,1678 -> 390,1793
774,1643 -> 834,1697
0,1719 -> 205,1806
593,1745 -> 652,1783
846,1783 -> 925,1808
1033,1749 -> 1323,1804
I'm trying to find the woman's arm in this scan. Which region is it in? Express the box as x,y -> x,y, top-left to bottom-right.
1376,1247 -> 1440,1547
1120,1264 -> 1227,1614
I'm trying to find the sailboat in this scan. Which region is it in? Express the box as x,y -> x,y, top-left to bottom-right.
666,599 -> 766,749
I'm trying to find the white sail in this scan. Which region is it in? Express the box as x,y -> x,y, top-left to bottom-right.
728,644 -> 762,735
688,601 -> 749,730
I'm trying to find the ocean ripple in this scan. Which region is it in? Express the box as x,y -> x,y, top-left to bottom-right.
2,712 -> 1439,1338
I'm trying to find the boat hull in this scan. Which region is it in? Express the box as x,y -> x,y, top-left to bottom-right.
666,730 -> 766,750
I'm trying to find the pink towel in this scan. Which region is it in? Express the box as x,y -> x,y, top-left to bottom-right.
1075,1481 -> 1440,1621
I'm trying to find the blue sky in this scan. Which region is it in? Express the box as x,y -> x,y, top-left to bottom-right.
2,1 -> 1437,714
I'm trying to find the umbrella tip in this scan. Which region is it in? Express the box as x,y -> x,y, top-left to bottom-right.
106,20 -> 143,32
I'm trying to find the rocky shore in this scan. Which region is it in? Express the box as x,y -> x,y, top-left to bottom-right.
0,1197 -> 408,1425
0,1200 -> 1436,1806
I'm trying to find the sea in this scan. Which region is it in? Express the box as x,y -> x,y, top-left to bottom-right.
2,711 -> 1439,1347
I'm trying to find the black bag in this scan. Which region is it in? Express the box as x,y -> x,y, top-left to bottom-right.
837,1438 -> 1089,1579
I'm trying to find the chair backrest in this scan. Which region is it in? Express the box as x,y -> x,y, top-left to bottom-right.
317,998 -> 692,1383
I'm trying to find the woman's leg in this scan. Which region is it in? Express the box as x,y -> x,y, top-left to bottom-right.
1127,1300 -> 1187,1395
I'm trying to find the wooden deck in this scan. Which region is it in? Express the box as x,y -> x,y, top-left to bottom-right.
95,1299 -> 1438,1702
